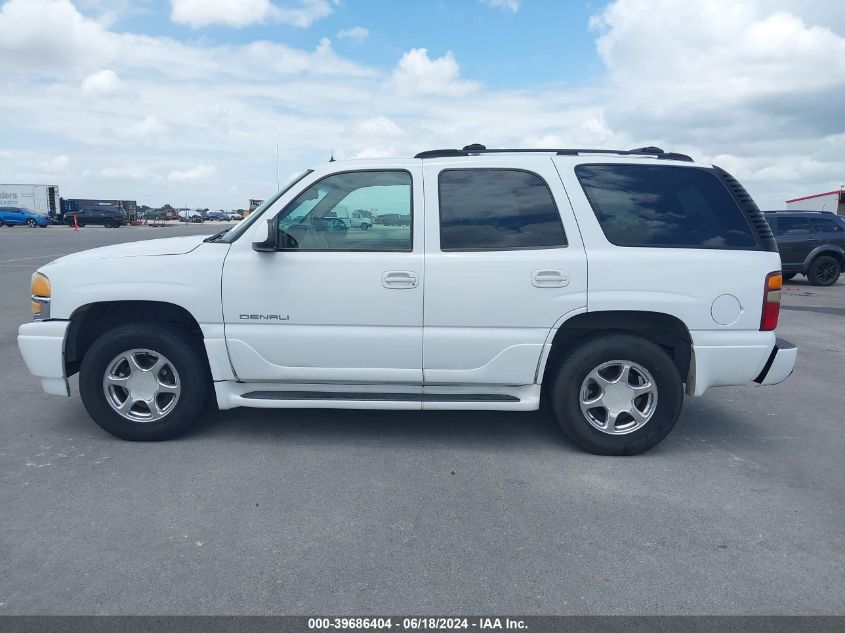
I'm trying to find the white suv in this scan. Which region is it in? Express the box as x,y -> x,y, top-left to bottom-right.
17,145 -> 797,455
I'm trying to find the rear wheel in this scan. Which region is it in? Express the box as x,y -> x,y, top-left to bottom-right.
549,333 -> 683,455
807,255 -> 840,286
79,322 -> 211,441
26,219 -> 37,228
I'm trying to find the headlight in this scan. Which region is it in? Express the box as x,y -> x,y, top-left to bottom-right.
31,272 -> 51,319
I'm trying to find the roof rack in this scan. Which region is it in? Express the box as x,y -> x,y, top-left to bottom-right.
414,144 -> 694,162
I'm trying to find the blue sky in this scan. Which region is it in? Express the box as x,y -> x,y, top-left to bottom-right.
101,0 -> 606,89
1,0 -> 844,209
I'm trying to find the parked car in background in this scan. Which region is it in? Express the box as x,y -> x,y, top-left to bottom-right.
206,212 -> 231,221
0,207 -> 50,228
230,212 -> 243,221
764,210 -> 844,286
65,206 -> 127,228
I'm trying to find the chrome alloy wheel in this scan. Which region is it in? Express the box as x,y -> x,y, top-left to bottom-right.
102,349 -> 181,422
579,360 -> 658,435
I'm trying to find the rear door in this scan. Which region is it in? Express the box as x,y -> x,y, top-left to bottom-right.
421,156 -> 588,386
773,216 -> 815,266
810,215 -> 845,248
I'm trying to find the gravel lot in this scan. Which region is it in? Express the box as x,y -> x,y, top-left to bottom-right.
0,224 -> 843,615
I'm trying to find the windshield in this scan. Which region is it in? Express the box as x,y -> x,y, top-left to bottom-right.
220,169 -> 313,243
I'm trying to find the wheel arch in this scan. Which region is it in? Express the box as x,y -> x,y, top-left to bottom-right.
539,310 -> 692,398
802,245 -> 845,272
65,300 -> 206,377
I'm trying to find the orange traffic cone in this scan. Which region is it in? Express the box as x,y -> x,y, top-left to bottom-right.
73,213 -> 78,232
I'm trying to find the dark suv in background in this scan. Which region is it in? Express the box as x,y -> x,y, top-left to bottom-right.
65,206 -> 127,228
764,211 -> 845,286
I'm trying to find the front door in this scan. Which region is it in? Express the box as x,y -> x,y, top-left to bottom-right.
421,156 -> 588,386
221,166 -> 424,384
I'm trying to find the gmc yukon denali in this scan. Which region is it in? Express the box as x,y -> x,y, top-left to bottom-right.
18,145 -> 797,455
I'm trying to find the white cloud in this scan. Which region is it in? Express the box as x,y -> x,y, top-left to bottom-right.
337,26 -> 369,42
353,147 -> 397,159
1,0 -> 844,209
392,48 -> 478,95
480,0 -> 520,12
357,117 -> 404,137
81,69 -> 122,95
169,165 -> 216,182
38,155 -> 71,174
113,115 -> 168,144
0,0 -> 116,70
101,166 -> 150,180
169,0 -> 334,29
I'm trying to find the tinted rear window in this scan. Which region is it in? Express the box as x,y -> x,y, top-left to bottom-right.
775,217 -> 811,235
811,217 -> 844,233
438,169 -> 566,251
575,164 -> 758,249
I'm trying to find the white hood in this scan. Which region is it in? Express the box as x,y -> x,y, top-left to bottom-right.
44,235 -> 211,266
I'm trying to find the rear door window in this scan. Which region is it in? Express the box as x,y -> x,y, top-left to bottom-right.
575,164 -> 758,249
776,217 -> 811,235
438,169 -> 566,251
811,217 -> 844,233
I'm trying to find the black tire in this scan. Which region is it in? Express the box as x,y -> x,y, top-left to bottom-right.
782,273 -> 797,281
103,219 -> 113,228
79,322 -> 211,441
549,333 -> 683,456
361,223 -> 370,231
26,219 -> 37,228
807,255 -> 840,286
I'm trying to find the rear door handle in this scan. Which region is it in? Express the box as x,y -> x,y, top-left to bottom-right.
382,271 -> 419,289
532,269 -> 569,288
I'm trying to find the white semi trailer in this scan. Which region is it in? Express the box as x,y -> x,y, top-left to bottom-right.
0,184 -> 60,219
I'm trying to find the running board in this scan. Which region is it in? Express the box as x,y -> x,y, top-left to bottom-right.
214,382 -> 541,412
241,391 -> 519,402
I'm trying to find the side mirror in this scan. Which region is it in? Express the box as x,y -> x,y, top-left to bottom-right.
252,218 -> 278,252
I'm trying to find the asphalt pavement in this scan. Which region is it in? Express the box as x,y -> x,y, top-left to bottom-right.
0,224 -> 843,614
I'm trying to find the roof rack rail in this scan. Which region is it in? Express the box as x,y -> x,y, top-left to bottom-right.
414,144 -> 694,162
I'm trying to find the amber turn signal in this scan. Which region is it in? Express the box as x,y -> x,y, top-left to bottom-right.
31,272 -> 51,298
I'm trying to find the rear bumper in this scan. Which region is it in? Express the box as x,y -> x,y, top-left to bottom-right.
754,337 -> 798,386
688,331 -> 797,396
17,320 -> 70,397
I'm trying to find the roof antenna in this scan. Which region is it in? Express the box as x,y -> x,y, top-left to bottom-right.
329,148 -> 335,162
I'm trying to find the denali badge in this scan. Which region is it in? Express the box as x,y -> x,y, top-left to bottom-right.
239,314 -> 290,321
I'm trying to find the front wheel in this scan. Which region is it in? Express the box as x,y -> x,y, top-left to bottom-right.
549,334 -> 683,455
807,255 -> 840,286
79,322 -> 211,441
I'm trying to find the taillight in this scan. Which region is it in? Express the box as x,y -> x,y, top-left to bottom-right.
760,272 -> 782,331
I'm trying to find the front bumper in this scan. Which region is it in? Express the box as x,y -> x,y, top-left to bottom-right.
17,320 -> 70,396
754,337 -> 798,386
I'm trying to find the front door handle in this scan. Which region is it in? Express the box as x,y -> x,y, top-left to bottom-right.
383,271 -> 419,289
532,269 -> 569,288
